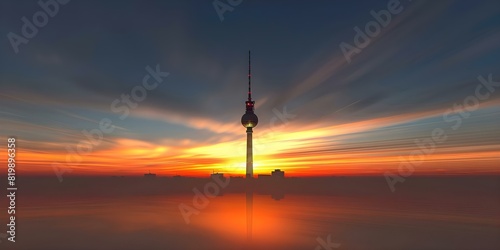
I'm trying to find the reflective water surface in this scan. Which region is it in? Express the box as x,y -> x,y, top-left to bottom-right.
9,186 -> 500,250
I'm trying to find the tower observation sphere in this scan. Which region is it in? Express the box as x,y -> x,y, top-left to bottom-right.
241,110 -> 258,128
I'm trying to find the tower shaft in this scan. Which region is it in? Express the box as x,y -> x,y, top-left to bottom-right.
246,127 -> 253,178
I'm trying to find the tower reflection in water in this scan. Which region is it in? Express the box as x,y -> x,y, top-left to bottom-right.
246,190 -> 253,242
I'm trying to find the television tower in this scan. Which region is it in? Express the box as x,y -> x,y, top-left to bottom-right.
241,50 -> 258,178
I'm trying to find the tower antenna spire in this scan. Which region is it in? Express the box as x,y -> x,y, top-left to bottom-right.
248,50 -> 252,101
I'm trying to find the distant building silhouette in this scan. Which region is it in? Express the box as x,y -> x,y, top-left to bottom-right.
210,172 -> 226,182
272,169 -> 285,178
257,174 -> 271,180
144,171 -> 156,178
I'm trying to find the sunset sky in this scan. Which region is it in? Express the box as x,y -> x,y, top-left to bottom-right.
1,0 -> 499,177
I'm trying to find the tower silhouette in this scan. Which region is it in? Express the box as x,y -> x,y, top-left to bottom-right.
241,51 -> 258,179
